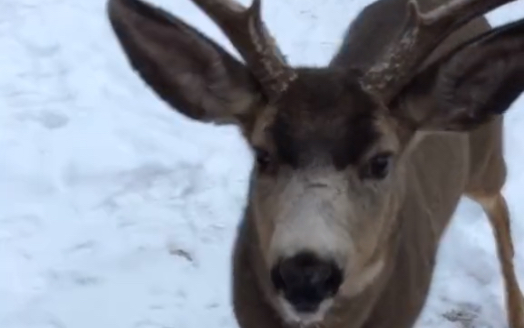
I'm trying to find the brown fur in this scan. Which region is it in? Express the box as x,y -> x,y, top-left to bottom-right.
106,0 -> 524,327
231,1 -> 523,327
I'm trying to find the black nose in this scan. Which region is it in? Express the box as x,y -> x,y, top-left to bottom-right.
271,252 -> 343,313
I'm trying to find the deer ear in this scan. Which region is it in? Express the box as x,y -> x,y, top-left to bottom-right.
395,19 -> 523,132
107,0 -> 263,126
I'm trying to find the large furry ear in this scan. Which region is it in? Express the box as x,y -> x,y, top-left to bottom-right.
107,0 -> 264,126
394,19 -> 523,132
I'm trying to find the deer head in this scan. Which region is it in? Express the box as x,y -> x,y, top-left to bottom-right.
107,0 -> 523,325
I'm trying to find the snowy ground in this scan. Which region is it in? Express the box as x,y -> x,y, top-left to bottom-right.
0,0 -> 523,327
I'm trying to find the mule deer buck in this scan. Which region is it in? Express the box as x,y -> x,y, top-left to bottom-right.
107,0 -> 524,327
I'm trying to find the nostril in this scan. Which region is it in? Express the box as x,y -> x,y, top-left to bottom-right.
270,252 -> 343,311
279,252 -> 340,289
324,263 -> 343,294
270,264 -> 285,291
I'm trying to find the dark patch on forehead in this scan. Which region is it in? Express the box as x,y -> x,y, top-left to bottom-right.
271,68 -> 379,169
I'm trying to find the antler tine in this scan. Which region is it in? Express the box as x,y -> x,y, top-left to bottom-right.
361,0 -> 516,103
191,0 -> 297,102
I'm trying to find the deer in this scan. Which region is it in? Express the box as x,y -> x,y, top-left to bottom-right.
106,0 -> 524,327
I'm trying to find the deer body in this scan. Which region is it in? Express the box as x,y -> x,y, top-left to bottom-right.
107,0 -> 523,327
236,2 -> 513,326
233,125 -> 502,328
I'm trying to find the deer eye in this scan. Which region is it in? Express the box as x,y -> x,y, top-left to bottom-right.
254,147 -> 272,171
362,152 -> 393,180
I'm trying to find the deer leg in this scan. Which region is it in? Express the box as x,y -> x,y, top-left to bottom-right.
474,193 -> 523,328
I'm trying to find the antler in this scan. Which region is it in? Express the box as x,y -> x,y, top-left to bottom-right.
190,0 -> 297,102
360,0 -> 516,103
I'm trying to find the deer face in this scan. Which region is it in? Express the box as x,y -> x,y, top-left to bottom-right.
247,69 -> 408,321
108,0 -> 523,325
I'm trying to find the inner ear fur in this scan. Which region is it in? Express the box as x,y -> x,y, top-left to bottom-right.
107,0 -> 264,127
392,19 -> 524,132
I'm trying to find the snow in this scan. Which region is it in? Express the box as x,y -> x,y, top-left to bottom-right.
0,0 -> 522,327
